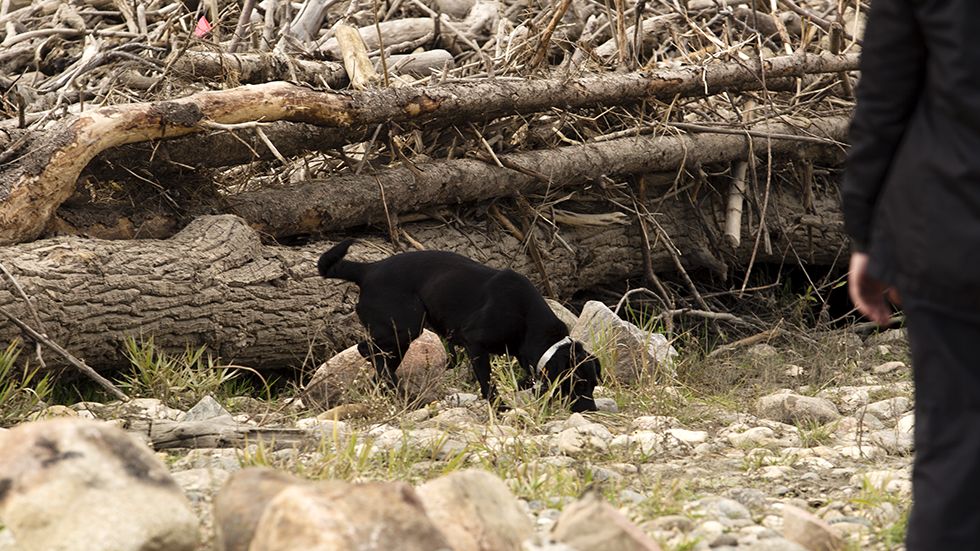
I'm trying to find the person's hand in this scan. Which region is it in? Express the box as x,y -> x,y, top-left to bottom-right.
848,252 -> 900,325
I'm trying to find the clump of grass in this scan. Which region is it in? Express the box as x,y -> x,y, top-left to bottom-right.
797,419 -> 836,448
0,340 -> 52,426
117,336 -> 239,409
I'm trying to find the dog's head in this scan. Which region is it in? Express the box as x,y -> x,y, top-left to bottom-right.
543,341 -> 601,412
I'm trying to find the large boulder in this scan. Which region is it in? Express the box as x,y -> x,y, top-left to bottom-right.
571,300 -> 677,384
416,469 -> 533,551
304,329 -> 449,409
213,468 -> 308,551
552,492 -> 662,551
248,481 -> 451,551
0,418 -> 199,551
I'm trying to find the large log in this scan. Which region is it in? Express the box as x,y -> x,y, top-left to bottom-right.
0,51 -> 858,245
230,116 -> 848,239
0,180 -> 846,371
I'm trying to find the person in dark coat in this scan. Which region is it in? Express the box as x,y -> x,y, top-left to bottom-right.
842,0 -> 980,548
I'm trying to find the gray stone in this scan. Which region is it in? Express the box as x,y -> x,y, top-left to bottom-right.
304,329 -> 449,409
184,395 -> 232,422
868,429 -> 914,455
547,299 -> 579,332
747,343 -> 779,359
756,392 -> 840,424
863,397 -> 911,420
728,427 -> 776,448
594,397 -> 619,413
171,448 -> 242,472
417,469 -> 533,551
173,468 -> 232,504
646,515 -> 694,532
556,423 -> 613,455
872,361 -> 906,374
570,300 -> 677,384
552,493 -> 663,551
421,407 -> 480,429
0,418 -> 199,551
865,329 -> 907,347
782,504 -> 844,551
248,481 -> 451,551
692,497 -> 752,522
727,488 -> 769,513
744,538 -> 809,551
214,468 -> 307,551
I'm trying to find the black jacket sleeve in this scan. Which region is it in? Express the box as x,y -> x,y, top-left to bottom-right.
841,0 -> 927,252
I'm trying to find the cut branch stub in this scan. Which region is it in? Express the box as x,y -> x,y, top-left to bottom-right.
0,51 -> 858,245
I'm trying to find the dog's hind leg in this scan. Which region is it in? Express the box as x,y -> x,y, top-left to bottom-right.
355,297 -> 425,392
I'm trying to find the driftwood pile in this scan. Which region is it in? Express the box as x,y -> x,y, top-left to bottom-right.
0,0 -> 865,376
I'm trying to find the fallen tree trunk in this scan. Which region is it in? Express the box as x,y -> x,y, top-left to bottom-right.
230,116 -> 848,239
0,51 -> 857,245
0,180 -> 846,371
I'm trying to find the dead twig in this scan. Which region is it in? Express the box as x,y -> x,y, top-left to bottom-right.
0,306 -> 129,401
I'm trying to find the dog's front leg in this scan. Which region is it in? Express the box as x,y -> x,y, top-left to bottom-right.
468,351 -> 509,411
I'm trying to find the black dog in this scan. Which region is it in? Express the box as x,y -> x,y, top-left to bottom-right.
318,240 -> 601,412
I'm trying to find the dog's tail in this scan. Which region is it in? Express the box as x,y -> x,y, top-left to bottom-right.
318,239 -> 367,284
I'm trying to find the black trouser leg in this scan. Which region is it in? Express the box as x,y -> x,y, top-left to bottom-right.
902,296 -> 980,550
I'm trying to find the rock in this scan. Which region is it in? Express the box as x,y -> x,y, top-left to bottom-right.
865,329 -> 906,347
756,392 -> 840,424
172,467 -> 231,504
563,412 -> 593,429
782,504 -> 844,551
897,412 -> 914,433
691,496 -> 752,523
784,364 -> 805,377
28,404 -> 78,421
319,402 -> 374,420
632,416 -> 680,431
248,481 -> 450,551
416,469 -> 533,551
214,468 -> 307,551
728,427 -> 776,448
744,538 -> 810,551
0,419 -> 199,551
547,299 -> 579,331
118,397 -> 185,421
594,397 -> 619,412
0,530 -> 15,551
556,423 -> 613,455
422,407 -> 480,429
666,428 -> 708,445
646,515 -> 694,532
553,493 -> 663,551
868,429 -> 914,455
727,488 -> 769,513
570,300 -> 677,384
304,329 -> 449,409
184,395 -> 232,422
747,343 -> 779,359
445,392 -> 480,407
172,448 -> 242,472
836,444 -> 885,460
862,397 -> 911,420
872,361 -> 906,374
851,470 -> 912,496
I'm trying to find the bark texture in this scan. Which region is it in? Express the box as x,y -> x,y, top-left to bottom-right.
230,116 -> 848,239
0,178 -> 846,371
0,51 -> 857,245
